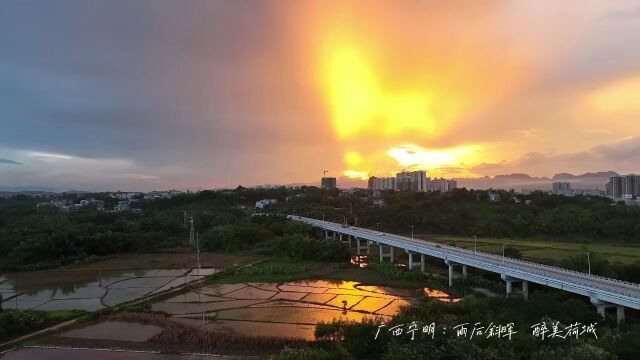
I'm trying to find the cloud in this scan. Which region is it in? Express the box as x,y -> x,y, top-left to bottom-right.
604,6 -> 640,20
511,129 -> 542,138
471,136 -> 640,176
0,158 -> 22,165
28,152 -> 75,160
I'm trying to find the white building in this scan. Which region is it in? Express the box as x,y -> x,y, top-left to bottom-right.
396,170 -> 427,191
114,201 -> 130,212
552,182 -> 572,196
368,176 -> 397,191
368,170 -> 457,193
255,199 -> 278,209
426,178 -> 458,192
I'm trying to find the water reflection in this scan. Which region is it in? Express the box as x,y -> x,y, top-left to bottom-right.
151,279 -> 422,340
350,255 -> 368,268
422,287 -> 461,303
0,268 -> 214,311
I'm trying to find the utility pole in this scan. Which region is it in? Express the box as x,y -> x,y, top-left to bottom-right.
473,235 -> 477,253
502,243 -> 510,264
410,225 -> 415,239
196,232 -> 205,326
189,216 -> 195,247
584,251 -> 591,275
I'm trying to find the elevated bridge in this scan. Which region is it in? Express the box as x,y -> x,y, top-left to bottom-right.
289,215 -> 640,324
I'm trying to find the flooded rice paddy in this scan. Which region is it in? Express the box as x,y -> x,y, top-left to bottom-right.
0,268 -> 219,311
149,279 -> 457,340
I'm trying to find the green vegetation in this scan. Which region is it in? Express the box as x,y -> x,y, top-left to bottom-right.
273,293 -> 639,360
368,261 -> 425,281
3,187 -> 639,275
0,309 -> 83,342
200,216 -> 350,262
0,195 -> 183,271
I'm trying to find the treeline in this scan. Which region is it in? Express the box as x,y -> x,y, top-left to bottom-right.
279,188 -> 640,242
0,196 -> 183,271
2,186 -> 639,271
198,215 -> 350,262
0,188 -> 349,271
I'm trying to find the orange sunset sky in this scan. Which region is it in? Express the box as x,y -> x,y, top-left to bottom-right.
2,1 -> 640,190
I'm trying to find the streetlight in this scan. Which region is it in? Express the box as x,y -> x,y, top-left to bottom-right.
410,225 -> 415,239
473,235 -> 477,253
502,243 -> 510,264
584,251 -> 591,275
322,213 -> 325,221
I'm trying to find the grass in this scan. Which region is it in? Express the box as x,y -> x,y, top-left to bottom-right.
421,235 -> 640,265
66,250 -> 259,270
104,312 -> 310,352
0,309 -> 86,343
208,260 -> 340,284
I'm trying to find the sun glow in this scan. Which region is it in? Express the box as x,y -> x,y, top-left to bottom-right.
343,169 -> 369,180
310,17 -> 528,182
321,45 -> 441,139
387,144 -> 483,170
590,75 -> 640,113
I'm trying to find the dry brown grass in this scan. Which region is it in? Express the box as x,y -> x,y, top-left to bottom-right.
103,312 -> 310,352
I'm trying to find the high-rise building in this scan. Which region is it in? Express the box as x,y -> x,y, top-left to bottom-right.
368,176 -> 396,191
426,178 -> 458,192
605,175 -> 640,199
552,182 -> 572,195
321,177 -> 337,189
368,170 -> 457,193
396,170 -> 427,191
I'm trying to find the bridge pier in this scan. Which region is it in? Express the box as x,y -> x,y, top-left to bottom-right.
379,244 -> 394,263
406,251 -> 424,271
356,238 -> 368,255
501,274 -> 524,297
444,260 -> 462,287
462,265 -> 468,279
617,306 -> 625,324
324,230 -> 328,239
591,297 -> 625,325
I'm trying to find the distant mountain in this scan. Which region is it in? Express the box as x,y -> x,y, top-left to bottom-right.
552,171 -> 618,181
0,186 -> 59,192
455,171 -> 617,191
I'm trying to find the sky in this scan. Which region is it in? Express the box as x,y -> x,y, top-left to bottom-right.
1,0 -> 640,191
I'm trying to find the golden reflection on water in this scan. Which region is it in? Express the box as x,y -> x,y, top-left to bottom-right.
146,280 -> 463,340
423,287 -> 461,303
350,255 -> 368,268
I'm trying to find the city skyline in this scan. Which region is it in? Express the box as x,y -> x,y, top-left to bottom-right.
2,1 -> 640,191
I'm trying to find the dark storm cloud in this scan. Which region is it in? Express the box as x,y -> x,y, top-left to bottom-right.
0,0 -> 307,161
0,158 -> 22,165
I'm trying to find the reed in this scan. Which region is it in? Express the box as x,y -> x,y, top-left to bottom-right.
103,312 -> 311,352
